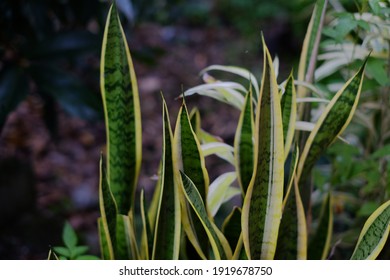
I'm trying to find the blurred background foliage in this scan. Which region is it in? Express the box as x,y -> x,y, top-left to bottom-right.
0,0 -> 388,259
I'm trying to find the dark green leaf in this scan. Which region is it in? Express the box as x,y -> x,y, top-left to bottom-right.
28,64 -> 102,121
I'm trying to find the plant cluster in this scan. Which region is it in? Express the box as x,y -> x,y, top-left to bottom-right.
96,0 -> 389,260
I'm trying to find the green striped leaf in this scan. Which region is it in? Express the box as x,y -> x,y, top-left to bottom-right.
152,97 -> 181,260
242,39 -> 284,260
98,155 -> 117,260
281,72 -> 297,160
180,171 -> 232,260
297,0 -> 328,98
115,214 -> 135,259
283,145 -> 299,205
174,100 -> 210,258
351,200 -> 390,260
275,177 -> 307,260
296,60 -> 367,209
234,87 -> 254,194
308,193 -> 333,260
174,100 -> 209,203
97,218 -> 111,260
100,3 -> 142,214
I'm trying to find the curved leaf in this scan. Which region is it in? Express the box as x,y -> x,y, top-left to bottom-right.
180,171 -> 232,260
351,200 -> 390,260
207,172 -> 238,217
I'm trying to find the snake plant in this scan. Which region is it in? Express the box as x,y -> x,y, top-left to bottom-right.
97,0 -> 390,260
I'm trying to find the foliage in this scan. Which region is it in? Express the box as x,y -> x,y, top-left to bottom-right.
306,0 -> 390,258
0,0 -> 108,136
95,0 -> 390,260
49,222 -> 99,260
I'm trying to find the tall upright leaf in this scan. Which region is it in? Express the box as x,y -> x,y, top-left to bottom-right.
351,200 -> 390,260
98,155 -> 117,260
275,177 -> 307,260
152,97 -> 181,260
100,3 -> 142,214
242,39 -> 284,260
297,0 -> 328,98
174,99 -> 210,258
234,87 -> 254,194
281,72 -> 297,159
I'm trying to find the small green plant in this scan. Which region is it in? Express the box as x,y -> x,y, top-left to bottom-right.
49,222 -> 99,260
96,0 -> 390,260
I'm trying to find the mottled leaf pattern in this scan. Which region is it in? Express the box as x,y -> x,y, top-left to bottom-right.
180,171 -> 232,260
234,87 -> 254,194
242,39 -> 284,260
152,97 -> 181,260
351,200 -> 390,260
100,3 -> 141,214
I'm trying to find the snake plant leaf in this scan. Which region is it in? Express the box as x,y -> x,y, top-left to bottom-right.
100,3 -> 142,214
208,172 -> 238,217
234,87 -> 254,195
351,200 -> 390,260
97,218 -> 111,260
115,214 -> 136,259
283,145 -> 299,207
98,155 -> 117,260
184,82 -> 246,110
308,192 -> 333,260
202,142 -> 235,165
242,39 -> 284,260
180,171 -> 233,260
147,161 -> 162,233
296,59 -> 367,200
222,207 -> 246,259
152,97 -> 181,260
200,65 -> 260,100
189,107 -> 201,137
173,99 -> 210,259
174,99 -> 209,202
297,0 -> 328,98
275,177 -> 307,260
140,189 -> 153,260
281,72 -> 297,160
